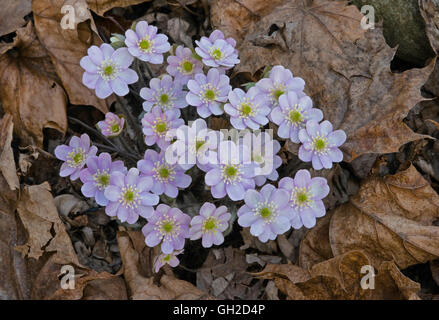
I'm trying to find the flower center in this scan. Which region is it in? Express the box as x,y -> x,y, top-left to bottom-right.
93,169 -> 110,190
291,187 -> 313,210
271,84 -> 286,104
160,94 -> 169,104
138,37 -> 154,53
157,215 -> 181,241
67,148 -> 86,168
252,153 -> 264,164
201,84 -> 219,103
111,124 -> 120,133
162,222 -> 173,233
182,60 -> 193,73
195,140 -> 205,151
210,48 -> 223,60
99,60 -> 120,81
203,217 -> 218,232
239,99 -> 255,118
222,164 -> 241,184
153,119 -> 168,136
153,163 -> 176,183
119,185 -> 140,209
289,110 -> 303,124
253,201 -> 278,223
312,135 -> 329,154
260,207 -> 271,218
163,254 -> 171,262
273,89 -> 284,100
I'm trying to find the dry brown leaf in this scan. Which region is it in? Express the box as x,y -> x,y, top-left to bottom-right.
0,22 -> 67,147
0,0 -> 32,37
117,231 -> 210,300
216,0 -> 433,161
0,114 -> 19,191
420,0 -> 439,54
298,212 -> 333,270
330,164 -> 439,269
33,0 -> 109,114
87,0 -> 152,16
254,251 -> 421,300
15,182 -> 79,265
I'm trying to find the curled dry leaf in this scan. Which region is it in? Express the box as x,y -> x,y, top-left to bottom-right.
214,0 -> 433,161
0,114 -> 19,191
254,250 -> 421,300
0,22 -> 67,147
0,0 -> 32,37
54,194 -> 90,217
329,165 -> 439,269
117,231 -> 210,300
87,0 -> 152,16
33,0 -> 109,114
15,182 -> 80,264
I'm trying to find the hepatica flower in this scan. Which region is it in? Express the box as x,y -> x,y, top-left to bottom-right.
298,120 -> 346,170
142,204 -> 191,254
166,46 -> 203,85
189,202 -> 231,248
256,65 -> 305,108
80,44 -> 138,99
125,21 -> 171,64
225,87 -> 270,130
205,140 -> 256,201
195,30 -> 239,70
97,112 -> 125,137
271,92 -> 323,143
104,168 -> 159,224
279,169 -> 329,229
237,184 -> 291,243
140,75 -> 188,112
240,131 -> 282,187
141,106 -> 184,150
138,149 -> 192,198
79,153 -> 127,206
154,249 -> 183,272
166,119 -> 221,170
186,68 -> 231,118
55,134 -> 97,181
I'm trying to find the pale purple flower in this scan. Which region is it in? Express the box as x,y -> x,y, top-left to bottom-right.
153,249 -> 184,272
195,30 -> 240,70
138,149 -> 192,198
97,112 -> 125,137
204,140 -> 256,201
140,75 -> 188,112
225,87 -> 270,130
255,65 -> 305,108
278,169 -> 329,229
189,202 -> 231,248
239,131 -> 282,187
141,106 -> 184,150
166,46 -> 203,85
142,204 -> 191,254
298,120 -> 346,170
80,44 -> 138,99
124,21 -> 171,64
79,153 -> 127,206
237,184 -> 291,243
271,92 -> 323,143
186,68 -> 231,118
165,119 -> 222,170
55,134 -> 98,181
104,168 -> 159,224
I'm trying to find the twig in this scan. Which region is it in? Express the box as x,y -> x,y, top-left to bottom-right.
68,116 -> 119,150
93,142 -> 141,162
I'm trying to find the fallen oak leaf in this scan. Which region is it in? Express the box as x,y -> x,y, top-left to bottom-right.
33,0 -> 109,114
0,0 -> 32,37
329,164 -> 439,269
87,0 -> 152,16
222,0 -> 433,161
254,250 -> 421,300
0,114 -> 19,191
117,231 -> 211,300
0,22 -> 67,147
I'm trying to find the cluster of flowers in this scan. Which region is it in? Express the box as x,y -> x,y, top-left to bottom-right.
56,21 -> 346,271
